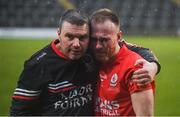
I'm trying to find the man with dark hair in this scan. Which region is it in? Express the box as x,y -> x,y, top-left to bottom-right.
10,9 -> 97,116
90,8 -> 156,116
10,9 -> 160,116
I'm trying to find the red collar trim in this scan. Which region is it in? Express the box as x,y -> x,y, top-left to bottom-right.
51,39 -> 69,60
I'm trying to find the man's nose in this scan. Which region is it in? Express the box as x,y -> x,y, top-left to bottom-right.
95,41 -> 103,49
72,38 -> 80,47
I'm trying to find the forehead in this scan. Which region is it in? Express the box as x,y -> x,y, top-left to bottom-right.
61,21 -> 89,34
91,20 -> 118,36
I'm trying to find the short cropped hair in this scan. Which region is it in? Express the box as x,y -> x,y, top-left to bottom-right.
58,9 -> 89,33
90,8 -> 120,28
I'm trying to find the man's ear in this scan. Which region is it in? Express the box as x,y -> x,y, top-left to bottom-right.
57,29 -> 60,38
117,31 -> 122,41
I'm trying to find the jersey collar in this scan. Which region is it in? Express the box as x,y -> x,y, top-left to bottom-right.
51,39 -> 69,60
101,44 -> 129,68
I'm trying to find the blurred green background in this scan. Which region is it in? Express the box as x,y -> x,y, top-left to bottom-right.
0,36 -> 180,115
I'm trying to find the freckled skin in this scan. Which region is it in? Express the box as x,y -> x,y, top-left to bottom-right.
91,20 -> 121,63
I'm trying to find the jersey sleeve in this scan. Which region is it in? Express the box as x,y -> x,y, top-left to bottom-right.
124,41 -> 161,75
124,64 -> 154,94
10,60 -> 46,115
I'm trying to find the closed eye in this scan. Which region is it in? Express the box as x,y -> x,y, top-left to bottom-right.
65,33 -> 74,40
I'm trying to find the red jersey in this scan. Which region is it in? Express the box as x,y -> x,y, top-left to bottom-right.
94,44 -> 155,116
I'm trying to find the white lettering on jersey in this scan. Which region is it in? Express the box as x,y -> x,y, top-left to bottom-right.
36,52 -> 47,61
54,84 -> 93,110
95,97 -> 120,116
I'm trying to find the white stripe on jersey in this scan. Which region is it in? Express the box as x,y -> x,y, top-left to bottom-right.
48,81 -> 69,87
48,83 -> 73,90
14,92 -> 40,96
15,88 -> 41,93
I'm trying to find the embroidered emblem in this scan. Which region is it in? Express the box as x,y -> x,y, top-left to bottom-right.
110,73 -> 118,87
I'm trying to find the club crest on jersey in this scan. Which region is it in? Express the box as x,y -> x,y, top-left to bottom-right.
110,73 -> 118,87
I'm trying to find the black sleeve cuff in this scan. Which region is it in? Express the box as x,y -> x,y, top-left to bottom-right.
149,60 -> 161,75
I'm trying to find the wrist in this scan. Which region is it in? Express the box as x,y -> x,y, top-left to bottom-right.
150,61 -> 159,75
